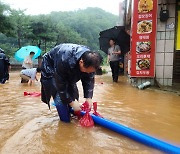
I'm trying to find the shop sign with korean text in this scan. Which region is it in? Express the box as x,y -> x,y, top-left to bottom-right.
130,0 -> 157,77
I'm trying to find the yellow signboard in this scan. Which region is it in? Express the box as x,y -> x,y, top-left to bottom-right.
177,11 -> 180,50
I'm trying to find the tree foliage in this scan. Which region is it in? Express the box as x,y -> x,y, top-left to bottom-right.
10,9 -> 32,48
0,3 -> 118,58
0,1 -> 14,36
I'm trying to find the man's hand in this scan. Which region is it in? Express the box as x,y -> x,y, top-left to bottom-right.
86,98 -> 93,110
28,79 -> 33,86
113,51 -> 121,55
35,76 -> 38,81
70,101 -> 81,111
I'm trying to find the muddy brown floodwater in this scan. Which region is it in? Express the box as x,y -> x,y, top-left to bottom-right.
0,72 -> 180,154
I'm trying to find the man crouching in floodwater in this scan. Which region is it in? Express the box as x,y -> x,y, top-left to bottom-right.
41,43 -> 102,122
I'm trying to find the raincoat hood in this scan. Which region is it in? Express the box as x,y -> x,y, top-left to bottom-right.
55,43 -> 90,69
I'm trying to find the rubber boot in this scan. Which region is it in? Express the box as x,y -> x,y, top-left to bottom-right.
54,94 -> 70,123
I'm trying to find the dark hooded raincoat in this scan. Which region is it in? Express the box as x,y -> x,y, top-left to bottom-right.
41,43 -> 95,108
0,50 -> 10,84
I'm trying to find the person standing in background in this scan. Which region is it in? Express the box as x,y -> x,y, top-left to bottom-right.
0,48 -> 10,84
107,38 -> 121,82
22,51 -> 35,69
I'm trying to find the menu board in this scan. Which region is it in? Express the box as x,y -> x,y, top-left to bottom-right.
130,0 -> 157,77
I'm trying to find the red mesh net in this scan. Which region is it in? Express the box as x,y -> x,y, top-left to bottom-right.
24,91 -> 41,97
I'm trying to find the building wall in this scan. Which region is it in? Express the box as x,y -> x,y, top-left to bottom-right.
126,0 -> 177,87
155,0 -> 176,86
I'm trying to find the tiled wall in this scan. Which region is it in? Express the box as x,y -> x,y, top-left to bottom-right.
155,0 -> 176,86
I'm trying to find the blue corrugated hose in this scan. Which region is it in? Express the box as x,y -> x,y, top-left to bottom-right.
77,110 -> 180,153
52,103 -> 180,153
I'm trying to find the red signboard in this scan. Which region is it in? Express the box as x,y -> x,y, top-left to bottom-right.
130,0 -> 157,77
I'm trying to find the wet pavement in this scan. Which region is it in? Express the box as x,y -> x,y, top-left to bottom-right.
0,72 -> 180,154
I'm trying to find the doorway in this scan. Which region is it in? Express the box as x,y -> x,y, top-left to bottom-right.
173,1 -> 180,84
